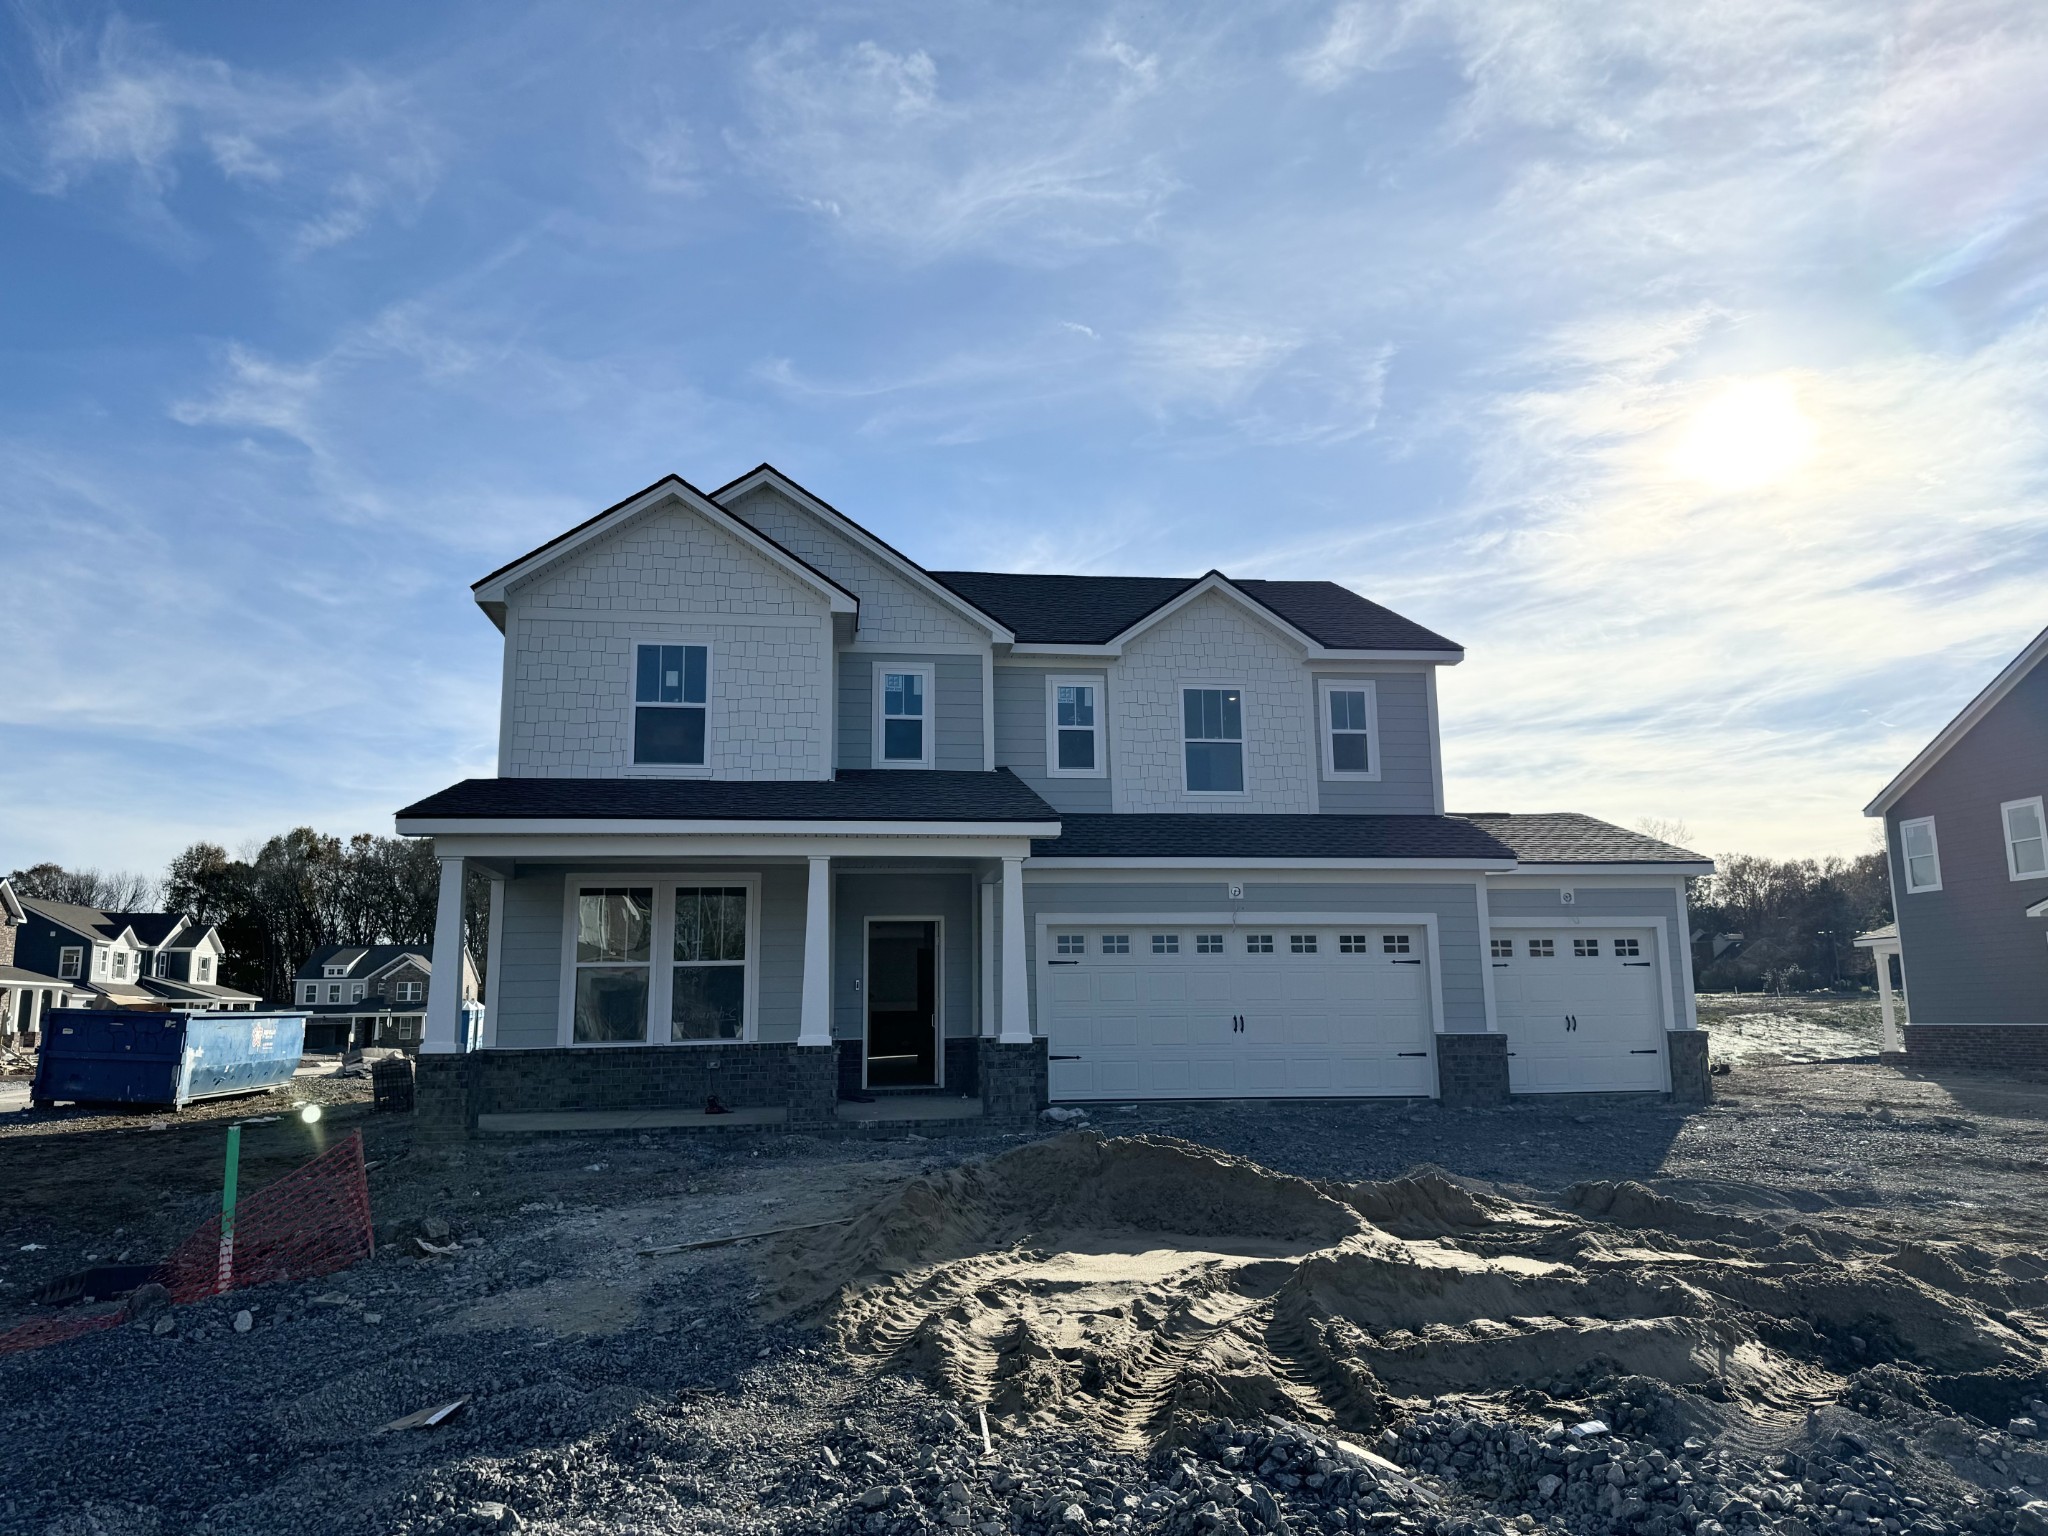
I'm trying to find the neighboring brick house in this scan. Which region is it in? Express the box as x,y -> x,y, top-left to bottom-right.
291,944 -> 479,1053
394,464 -> 1712,1135
0,881 -> 88,1045
1864,623 -> 2048,1074
6,891 -> 256,1022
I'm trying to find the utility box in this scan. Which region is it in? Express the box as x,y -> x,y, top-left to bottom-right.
31,1010 -> 307,1111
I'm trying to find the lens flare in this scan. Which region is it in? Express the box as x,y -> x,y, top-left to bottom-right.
1671,377 -> 1815,492
299,1103 -> 322,1125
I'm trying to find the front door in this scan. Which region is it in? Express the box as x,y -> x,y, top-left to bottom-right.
866,920 -> 939,1088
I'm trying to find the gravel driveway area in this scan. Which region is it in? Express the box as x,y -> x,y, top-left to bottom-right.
2,1051 -> 2045,1536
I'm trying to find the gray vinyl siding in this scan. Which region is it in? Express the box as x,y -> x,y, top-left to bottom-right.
1313,671 -> 1438,814
488,865 -> 807,1048
1486,884 -> 1689,1030
994,666 -> 1113,813
1022,878 -> 1487,1033
1888,659 -> 2048,1024
837,653 -> 985,771
832,872 -> 977,1044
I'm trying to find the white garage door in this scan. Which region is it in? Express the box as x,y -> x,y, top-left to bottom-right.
1492,927 -> 1665,1092
1042,924 -> 1435,1101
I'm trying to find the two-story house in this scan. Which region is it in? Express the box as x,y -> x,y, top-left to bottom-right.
8,897 -> 258,1015
1863,623 -> 2048,1073
0,881 -> 89,1045
396,466 -> 1711,1135
291,944 -> 479,1052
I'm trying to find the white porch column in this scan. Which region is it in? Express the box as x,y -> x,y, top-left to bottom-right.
999,854 -> 1031,1044
481,875 -> 506,1050
422,855 -> 468,1055
1876,947 -> 1902,1053
979,878 -> 998,1037
799,855 -> 833,1047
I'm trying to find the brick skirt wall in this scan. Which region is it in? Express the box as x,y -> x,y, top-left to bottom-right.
1905,1025 -> 2048,1079
1436,1033 -> 1508,1106
475,1044 -> 793,1118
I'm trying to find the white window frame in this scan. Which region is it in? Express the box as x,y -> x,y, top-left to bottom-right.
1045,674 -> 1107,779
1899,816 -> 1943,893
301,982 -> 317,1005
58,947 -> 82,981
556,873 -> 761,1048
324,964 -> 348,978
111,950 -> 128,981
629,639 -> 714,775
396,979 -> 423,1004
327,983 -> 342,1003
2001,797 -> 2048,882
1318,679 -> 1381,781
873,662 -> 936,770
1180,682 -> 1249,798
351,982 -> 366,1002
197,957 -> 213,983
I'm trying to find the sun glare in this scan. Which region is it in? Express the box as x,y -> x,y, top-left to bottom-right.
1671,377 -> 1816,492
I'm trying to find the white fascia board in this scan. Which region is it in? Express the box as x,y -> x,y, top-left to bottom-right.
471,477 -> 859,618
1001,643 -> 1464,664
1024,856 -> 1515,871
1108,572 -> 1322,653
1864,623 -> 2048,815
0,880 -> 20,924
2028,897 -> 2048,919
398,817 -> 1059,838
714,467 -> 1014,644
1497,862 -> 1717,877
416,830 -> 1048,861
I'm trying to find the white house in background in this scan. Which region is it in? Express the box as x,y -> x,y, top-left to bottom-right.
6,892 -> 257,1023
396,465 -> 1713,1134
0,881 -> 89,1044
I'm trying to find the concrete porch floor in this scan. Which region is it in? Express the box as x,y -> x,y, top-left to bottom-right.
476,1105 -> 789,1135
833,1095 -> 984,1123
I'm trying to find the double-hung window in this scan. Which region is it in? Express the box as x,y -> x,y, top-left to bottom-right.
1899,817 -> 1942,893
672,887 -> 747,1040
58,947 -> 82,981
2003,798 -> 2048,881
301,982 -> 317,1004
396,980 -> 422,1003
877,665 -> 933,767
1320,681 -> 1379,778
634,644 -> 709,767
1182,687 -> 1245,793
197,957 -> 213,983
1047,676 -> 1105,776
572,887 -> 654,1042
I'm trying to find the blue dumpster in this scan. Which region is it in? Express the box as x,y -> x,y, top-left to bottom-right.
31,1010 -> 308,1111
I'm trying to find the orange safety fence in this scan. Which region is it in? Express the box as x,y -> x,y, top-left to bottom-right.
0,1129 -> 374,1357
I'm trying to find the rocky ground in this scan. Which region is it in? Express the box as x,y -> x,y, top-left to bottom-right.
1693,995 -> 1889,1067
3,1042 -> 2046,1536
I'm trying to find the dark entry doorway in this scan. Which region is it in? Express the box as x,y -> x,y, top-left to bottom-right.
865,920 -> 939,1088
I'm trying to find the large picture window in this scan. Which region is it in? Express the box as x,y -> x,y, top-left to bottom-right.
1320,680 -> 1379,779
877,665 -> 933,767
1182,686 -> 1245,793
1047,676 -> 1105,776
633,644 -> 708,766
672,887 -> 747,1040
573,886 -> 654,1042
1899,817 -> 1942,893
2003,798 -> 2048,881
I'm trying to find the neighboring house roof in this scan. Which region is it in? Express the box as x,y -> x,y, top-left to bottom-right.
105,912 -> 187,947
0,964 -> 80,987
0,880 -> 23,925
19,897 -> 132,943
1452,813 -> 1713,869
928,570 -> 1460,654
1853,924 -> 1900,947
397,769 -> 1061,826
294,944 -> 432,983
1865,622 -> 2048,816
138,977 -> 261,1004
1031,814 -> 1516,862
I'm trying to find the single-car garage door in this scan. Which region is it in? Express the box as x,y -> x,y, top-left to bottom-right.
1042,924 -> 1435,1101
1492,927 -> 1665,1092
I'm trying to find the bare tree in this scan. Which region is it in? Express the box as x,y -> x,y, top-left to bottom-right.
5,862 -> 160,911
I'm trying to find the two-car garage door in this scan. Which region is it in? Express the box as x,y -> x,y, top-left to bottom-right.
1042,923 -> 1435,1101
1493,927 -> 1667,1092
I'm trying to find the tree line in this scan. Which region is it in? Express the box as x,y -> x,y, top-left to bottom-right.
7,832 -> 491,1003
1686,850 -> 1892,993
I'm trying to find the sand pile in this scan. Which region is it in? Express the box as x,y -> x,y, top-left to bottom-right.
764,1133 -> 2048,1452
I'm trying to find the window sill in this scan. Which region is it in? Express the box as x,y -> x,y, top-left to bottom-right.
1320,772 -> 1383,783
623,765 -> 714,778
1182,789 -> 1251,799
871,759 -> 934,771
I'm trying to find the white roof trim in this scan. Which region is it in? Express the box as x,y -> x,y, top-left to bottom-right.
1003,642 -> 1465,664
1501,861 -> 1717,877
396,816 -> 1062,838
472,477 -> 859,617
0,880 -> 21,925
2027,897 -> 2048,919
1108,572 -> 1322,654
1025,856 -> 1515,870
714,466 -> 1014,643
1865,624 -> 2048,816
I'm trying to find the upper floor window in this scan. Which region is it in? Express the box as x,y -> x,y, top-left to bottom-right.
1320,681 -> 1379,779
877,665 -> 933,768
1900,816 -> 1942,893
1182,687 -> 1245,794
301,982 -> 317,1004
197,957 -> 213,983
154,952 -> 169,978
634,644 -> 709,766
58,947 -> 82,981
327,983 -> 342,1003
111,950 -> 129,981
324,964 -> 348,978
2003,798 -> 2048,881
350,982 -> 366,1002
396,979 -> 423,1003
1047,677 -> 1105,777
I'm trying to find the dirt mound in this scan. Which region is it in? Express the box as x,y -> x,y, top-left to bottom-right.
764,1133 -> 2048,1452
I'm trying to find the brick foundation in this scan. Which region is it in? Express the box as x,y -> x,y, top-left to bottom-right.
1436,1033 -> 1508,1107
1904,1025 -> 2048,1080
1666,1029 -> 1712,1104
982,1038 -> 1050,1119
413,1054 -> 474,1140
787,1046 -> 837,1128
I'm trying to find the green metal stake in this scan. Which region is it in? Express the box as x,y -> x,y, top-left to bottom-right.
216,1124 -> 241,1294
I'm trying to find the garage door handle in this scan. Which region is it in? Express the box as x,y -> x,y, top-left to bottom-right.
1049,1054 -> 1082,1061
1398,1051 -> 1427,1058
1623,962 -> 1651,967
1049,960 -> 1079,966
1629,1049 -> 1658,1055
1391,959 -> 1421,965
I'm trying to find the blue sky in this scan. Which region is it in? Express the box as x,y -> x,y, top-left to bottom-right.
3,0 -> 2046,874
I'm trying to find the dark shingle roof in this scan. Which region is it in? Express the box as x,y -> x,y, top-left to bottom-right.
397,770 -> 1060,825
927,571 -> 1459,651
295,944 -> 428,982
1031,814 -> 1516,861
19,897 -> 124,941
105,912 -> 186,947
1451,813 -> 1711,866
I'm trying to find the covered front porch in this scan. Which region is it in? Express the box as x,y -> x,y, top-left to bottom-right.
394,773 -> 1060,1137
